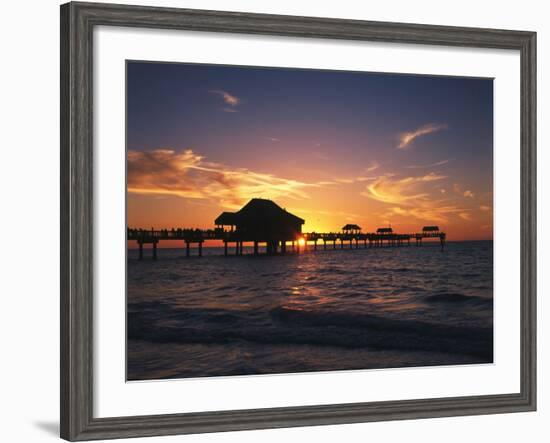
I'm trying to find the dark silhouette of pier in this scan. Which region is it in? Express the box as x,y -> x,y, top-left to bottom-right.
128,198 -> 446,259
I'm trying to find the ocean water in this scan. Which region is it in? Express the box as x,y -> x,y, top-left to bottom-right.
127,240 -> 493,380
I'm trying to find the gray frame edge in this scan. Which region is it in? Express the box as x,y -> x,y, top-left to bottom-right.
60,1 -> 537,441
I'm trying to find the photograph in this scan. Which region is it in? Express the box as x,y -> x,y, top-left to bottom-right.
126,61 -> 494,381
0,0 -> 543,441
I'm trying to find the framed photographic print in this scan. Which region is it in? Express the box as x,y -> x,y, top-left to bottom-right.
60,1 -> 536,441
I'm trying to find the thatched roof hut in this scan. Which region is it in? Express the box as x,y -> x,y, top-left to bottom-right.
342,224 -> 361,233
422,226 -> 440,232
215,199 -> 304,241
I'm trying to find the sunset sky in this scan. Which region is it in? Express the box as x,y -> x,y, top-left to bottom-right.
127,61 -> 493,241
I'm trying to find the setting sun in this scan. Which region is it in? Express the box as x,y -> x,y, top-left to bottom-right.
297,238 -> 306,247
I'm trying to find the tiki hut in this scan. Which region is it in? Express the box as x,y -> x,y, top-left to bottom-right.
342,224 -> 362,234
215,198 -> 304,242
377,227 -> 393,234
422,226 -> 440,233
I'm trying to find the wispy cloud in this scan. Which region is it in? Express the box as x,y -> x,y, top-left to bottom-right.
127,148 -> 396,211
210,89 -> 240,111
452,184 -> 475,199
128,148 -> 328,209
355,176 -> 378,182
406,158 -> 453,169
397,123 -> 448,149
480,205 -> 492,212
362,172 -> 469,223
363,172 -> 447,205
297,208 -> 361,221
366,161 -> 380,172
266,137 -> 280,142
383,205 -> 466,224
334,178 -> 355,184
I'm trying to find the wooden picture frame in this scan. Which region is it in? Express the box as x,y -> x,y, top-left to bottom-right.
60,1 -> 536,440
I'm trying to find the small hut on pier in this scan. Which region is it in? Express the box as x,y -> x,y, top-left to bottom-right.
422,225 -> 440,233
342,224 -> 362,234
377,227 -> 393,234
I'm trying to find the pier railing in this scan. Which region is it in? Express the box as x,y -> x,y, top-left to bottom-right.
128,227 -> 446,259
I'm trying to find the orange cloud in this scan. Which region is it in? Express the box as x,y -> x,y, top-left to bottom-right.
397,123 -> 448,149
209,89 -> 240,110
366,161 -> 380,172
363,172 -> 447,205
362,172 -> 471,223
384,205 -> 467,224
406,158 -> 453,169
463,190 -> 475,198
128,148 -> 327,209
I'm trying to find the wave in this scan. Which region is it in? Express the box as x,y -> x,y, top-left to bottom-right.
128,302 -> 493,360
425,292 -> 492,306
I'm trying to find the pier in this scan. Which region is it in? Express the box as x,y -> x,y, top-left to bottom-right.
128,227 -> 446,259
128,198 -> 446,259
